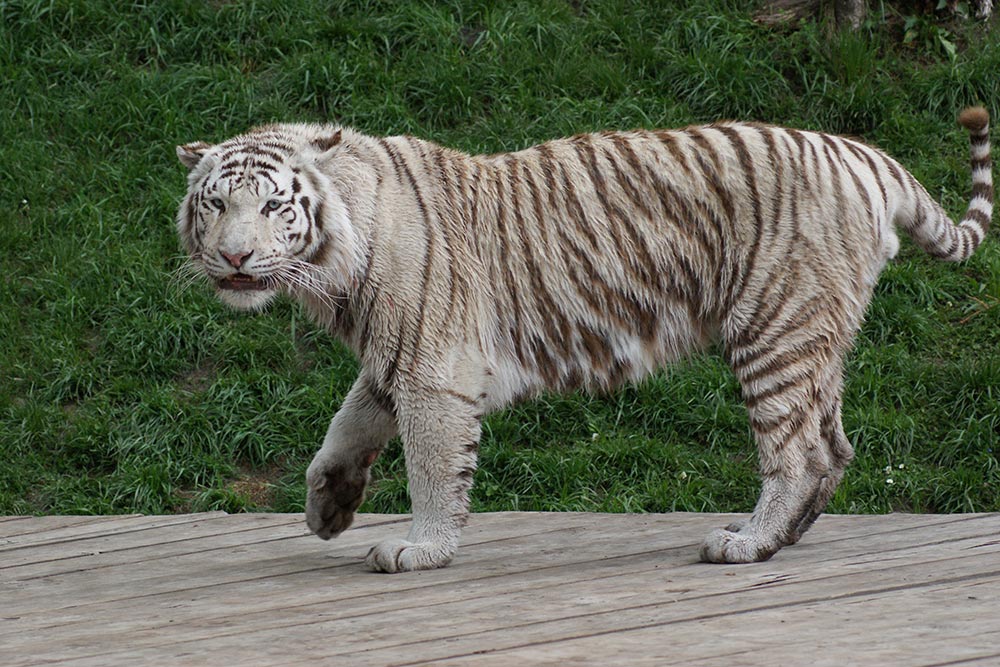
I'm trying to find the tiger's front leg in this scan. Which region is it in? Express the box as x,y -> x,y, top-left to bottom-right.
365,391 -> 481,573
305,374 -> 398,540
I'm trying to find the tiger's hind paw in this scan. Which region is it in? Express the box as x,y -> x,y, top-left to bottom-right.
724,517 -> 749,533
365,538 -> 455,573
699,527 -> 779,564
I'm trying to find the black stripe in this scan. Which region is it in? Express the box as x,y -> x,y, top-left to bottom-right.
368,384 -> 397,415
971,156 -> 993,172
540,150 -> 635,331
296,196 -> 313,250
378,138 -> 437,369
715,125 -> 764,309
574,137 -> 659,291
732,298 -> 830,371
442,389 -> 479,407
520,158 -> 574,367
427,143 -> 463,328
739,345 -> 819,387
742,368 -> 815,409
600,141 -> 674,293
553,146 -> 602,253
758,126 -> 785,235
844,141 -> 888,210
468,162 -> 484,229
970,135 -> 990,148
493,156 -> 528,365
750,408 -> 808,438
971,172 -> 994,198
656,130 -> 695,177
729,269 -> 797,353
965,207 -> 991,228
819,138 -> 855,270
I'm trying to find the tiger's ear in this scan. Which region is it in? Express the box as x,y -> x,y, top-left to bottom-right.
311,130 -> 342,162
176,141 -> 213,171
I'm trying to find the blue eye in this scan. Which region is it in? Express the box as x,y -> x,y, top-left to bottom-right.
210,197 -> 225,210
265,200 -> 282,212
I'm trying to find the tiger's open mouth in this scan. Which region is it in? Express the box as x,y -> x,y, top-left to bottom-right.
217,273 -> 271,291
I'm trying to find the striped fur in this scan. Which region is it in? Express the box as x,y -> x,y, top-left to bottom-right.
176,108 -> 993,571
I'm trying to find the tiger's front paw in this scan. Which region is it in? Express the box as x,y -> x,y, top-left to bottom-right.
305,461 -> 369,540
699,527 -> 779,564
365,538 -> 455,573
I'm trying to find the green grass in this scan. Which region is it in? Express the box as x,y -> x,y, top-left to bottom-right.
1,0 -> 999,518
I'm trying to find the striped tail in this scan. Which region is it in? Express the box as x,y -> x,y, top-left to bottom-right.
953,106 -> 994,259
908,107 -> 993,262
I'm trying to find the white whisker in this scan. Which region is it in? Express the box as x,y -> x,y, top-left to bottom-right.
168,257 -> 210,296
276,261 -> 348,312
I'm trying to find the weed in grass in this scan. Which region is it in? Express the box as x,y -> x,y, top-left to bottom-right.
1,0 -> 998,518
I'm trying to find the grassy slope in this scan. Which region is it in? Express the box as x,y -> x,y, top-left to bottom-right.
1,0 -> 998,516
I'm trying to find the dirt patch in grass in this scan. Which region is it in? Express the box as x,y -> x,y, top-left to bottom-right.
177,361 -> 217,395
228,465 -> 284,508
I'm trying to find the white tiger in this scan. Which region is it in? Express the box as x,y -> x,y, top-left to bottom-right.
176,107 -> 992,571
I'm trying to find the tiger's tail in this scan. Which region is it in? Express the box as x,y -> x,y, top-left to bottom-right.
901,107 -> 993,262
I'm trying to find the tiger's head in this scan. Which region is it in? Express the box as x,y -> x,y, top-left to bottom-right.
175,125 -> 365,311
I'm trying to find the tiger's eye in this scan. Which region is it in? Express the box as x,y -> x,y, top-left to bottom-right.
265,200 -> 282,211
210,197 -> 225,210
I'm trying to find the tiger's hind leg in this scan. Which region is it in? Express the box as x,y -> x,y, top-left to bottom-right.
700,338 -> 854,564
791,378 -> 854,542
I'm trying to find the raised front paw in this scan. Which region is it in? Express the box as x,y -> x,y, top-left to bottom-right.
365,538 -> 455,573
305,461 -> 369,540
699,526 -> 779,564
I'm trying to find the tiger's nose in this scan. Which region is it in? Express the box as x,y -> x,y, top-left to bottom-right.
220,249 -> 253,269
219,250 -> 253,269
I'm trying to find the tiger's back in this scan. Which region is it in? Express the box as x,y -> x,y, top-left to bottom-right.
176,108 -> 992,571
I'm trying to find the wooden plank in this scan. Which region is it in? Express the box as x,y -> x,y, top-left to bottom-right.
0,515 -> 133,540
2,514 -> 306,572
801,511 -> 982,545
0,513 -> 223,550
3,513 -> 998,667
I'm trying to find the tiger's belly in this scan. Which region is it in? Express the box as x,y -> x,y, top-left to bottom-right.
482,300 -> 717,409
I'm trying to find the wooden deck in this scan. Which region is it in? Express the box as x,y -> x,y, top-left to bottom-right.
2,512 -> 999,666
